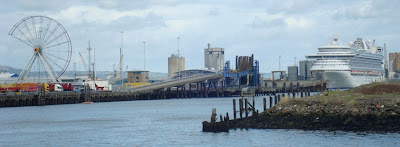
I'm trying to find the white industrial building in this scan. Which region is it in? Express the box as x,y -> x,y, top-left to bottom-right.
204,43 -> 224,71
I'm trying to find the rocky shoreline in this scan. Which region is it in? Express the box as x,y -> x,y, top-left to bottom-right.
229,83 -> 400,132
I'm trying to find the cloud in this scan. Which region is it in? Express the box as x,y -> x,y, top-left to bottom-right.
252,16 -> 286,29
0,44 -> 7,54
265,0 -> 321,14
50,5 -> 151,25
284,17 -> 311,28
13,0 -> 67,10
333,0 -> 397,20
208,7 -> 219,16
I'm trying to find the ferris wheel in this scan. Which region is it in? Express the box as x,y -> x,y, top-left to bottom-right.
9,16 -> 72,83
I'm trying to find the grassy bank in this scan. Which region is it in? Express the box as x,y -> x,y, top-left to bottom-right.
230,82 -> 400,132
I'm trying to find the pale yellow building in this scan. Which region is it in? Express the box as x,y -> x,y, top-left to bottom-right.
168,54 -> 185,77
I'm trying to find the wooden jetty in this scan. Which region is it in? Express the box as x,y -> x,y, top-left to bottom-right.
202,89 -> 313,132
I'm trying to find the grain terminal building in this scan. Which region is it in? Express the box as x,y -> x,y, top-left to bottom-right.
168,54 -> 185,77
204,43 -> 224,71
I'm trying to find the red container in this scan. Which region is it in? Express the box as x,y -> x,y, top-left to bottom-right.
49,84 -> 55,91
61,83 -> 73,91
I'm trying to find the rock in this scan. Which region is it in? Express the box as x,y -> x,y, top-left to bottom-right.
352,108 -> 359,115
287,122 -> 293,126
343,117 -> 353,125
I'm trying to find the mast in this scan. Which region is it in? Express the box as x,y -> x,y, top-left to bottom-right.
119,48 -> 122,91
177,37 -> 180,75
93,47 -> 96,80
73,62 -> 76,78
384,43 -> 388,78
177,37 -> 180,56
120,31 -> 124,91
88,41 -> 92,80
279,56 -> 281,71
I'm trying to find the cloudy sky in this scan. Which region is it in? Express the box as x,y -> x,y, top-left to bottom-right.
0,0 -> 399,73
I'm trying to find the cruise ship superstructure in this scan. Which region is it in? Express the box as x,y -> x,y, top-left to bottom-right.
306,37 -> 385,89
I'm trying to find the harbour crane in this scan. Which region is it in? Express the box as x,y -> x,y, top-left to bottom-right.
79,52 -> 93,80
116,54 -> 124,79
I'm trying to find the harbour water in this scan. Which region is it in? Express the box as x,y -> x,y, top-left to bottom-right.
1,97 -> 399,146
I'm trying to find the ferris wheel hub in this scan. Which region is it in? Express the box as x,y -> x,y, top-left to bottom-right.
33,45 -> 42,53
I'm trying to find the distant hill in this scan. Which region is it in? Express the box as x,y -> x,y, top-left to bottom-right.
0,65 -> 22,74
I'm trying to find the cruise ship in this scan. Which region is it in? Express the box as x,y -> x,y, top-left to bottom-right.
306,37 -> 385,89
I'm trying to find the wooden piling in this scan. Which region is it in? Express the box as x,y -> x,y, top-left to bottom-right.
204,83 -> 208,98
263,97 -> 266,111
196,83 -> 199,97
270,96 -> 273,107
214,81 -> 219,97
221,81 -> 225,97
211,108 -> 217,123
233,99 -> 236,120
301,90 -> 303,97
239,99 -> 243,118
176,87 -> 180,98
277,94 -> 281,103
184,86 -> 187,98
245,98 -> 248,118
252,95 -> 255,113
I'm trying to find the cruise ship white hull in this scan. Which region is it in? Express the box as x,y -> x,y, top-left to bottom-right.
324,71 -> 384,89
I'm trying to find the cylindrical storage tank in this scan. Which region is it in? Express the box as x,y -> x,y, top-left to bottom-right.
168,54 -> 185,77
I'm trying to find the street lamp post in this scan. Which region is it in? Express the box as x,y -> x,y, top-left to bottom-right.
120,31 -> 124,91
177,37 -> 180,77
143,42 -> 146,71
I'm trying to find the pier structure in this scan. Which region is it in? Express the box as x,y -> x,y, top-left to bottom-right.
0,92 -> 144,107
0,52 -> 326,108
0,76 -> 325,108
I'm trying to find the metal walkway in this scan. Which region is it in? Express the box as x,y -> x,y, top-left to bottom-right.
127,73 -> 223,93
